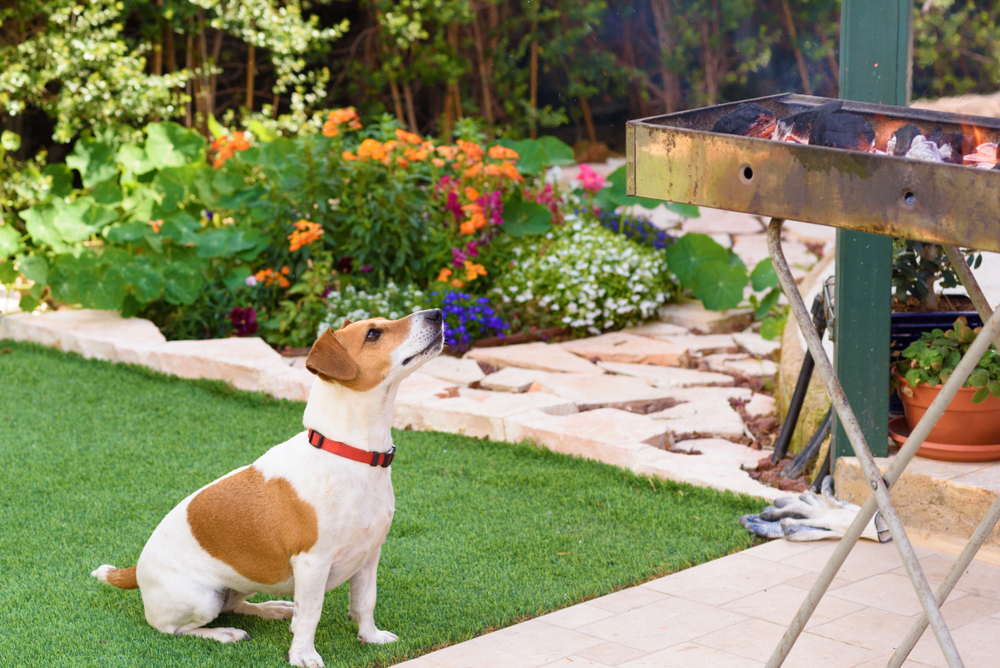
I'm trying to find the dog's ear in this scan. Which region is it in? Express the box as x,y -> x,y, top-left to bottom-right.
306,329 -> 359,381
340,318 -> 353,328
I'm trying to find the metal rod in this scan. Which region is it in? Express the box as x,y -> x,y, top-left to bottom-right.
772,352 -> 815,462
887,247 -> 1000,668
763,218 -> 1000,668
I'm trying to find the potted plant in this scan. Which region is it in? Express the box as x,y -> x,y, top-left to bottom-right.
891,316 -> 1000,461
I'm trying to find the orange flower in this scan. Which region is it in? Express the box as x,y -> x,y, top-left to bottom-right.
484,163 -> 502,177
437,267 -> 453,282
211,131 -> 251,168
450,278 -> 465,288
460,220 -> 476,235
396,157 -> 409,168
432,158 -> 445,167
280,265 -> 290,275
436,145 -> 459,160
463,261 -> 487,280
254,267 -> 291,288
500,161 -> 523,182
342,151 -> 357,161
404,147 -> 428,162
394,128 -> 423,145
488,145 -> 519,160
288,219 -> 325,252
323,108 -> 363,136
322,122 -> 340,138
148,219 -> 163,233
456,140 -> 484,161
357,138 -> 386,162
462,162 -> 483,179
464,187 -> 480,201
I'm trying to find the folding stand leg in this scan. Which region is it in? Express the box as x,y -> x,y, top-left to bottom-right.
886,246 -> 1000,668
762,219 -> 1000,668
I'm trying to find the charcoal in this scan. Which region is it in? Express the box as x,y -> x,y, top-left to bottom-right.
711,103 -> 777,138
925,127 -> 962,163
904,135 -> 944,163
774,100 -> 844,143
886,124 -> 921,156
808,112 -> 875,151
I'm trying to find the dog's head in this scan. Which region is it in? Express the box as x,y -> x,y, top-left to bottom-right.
305,309 -> 444,391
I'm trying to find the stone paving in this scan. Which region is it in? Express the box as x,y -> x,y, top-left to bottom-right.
395,539 -> 1000,668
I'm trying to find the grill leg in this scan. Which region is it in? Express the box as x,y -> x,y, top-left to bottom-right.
762,219 -> 1000,668
886,246 -> 1000,668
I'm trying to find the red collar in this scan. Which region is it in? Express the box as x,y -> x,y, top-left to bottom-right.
307,429 -> 394,468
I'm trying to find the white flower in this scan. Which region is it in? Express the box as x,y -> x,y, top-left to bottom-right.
245,275 -> 259,287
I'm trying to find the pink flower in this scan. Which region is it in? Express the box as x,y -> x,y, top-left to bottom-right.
579,164 -> 606,194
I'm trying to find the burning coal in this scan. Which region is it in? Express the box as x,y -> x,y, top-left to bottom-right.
711,101 -> 996,168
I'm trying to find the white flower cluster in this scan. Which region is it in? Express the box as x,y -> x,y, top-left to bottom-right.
318,281 -> 426,335
494,218 -> 674,334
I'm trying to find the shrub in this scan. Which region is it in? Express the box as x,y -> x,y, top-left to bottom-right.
318,282 -> 427,334
493,216 -> 676,334
436,291 -> 508,349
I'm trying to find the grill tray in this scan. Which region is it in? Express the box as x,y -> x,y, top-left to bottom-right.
626,93 -> 1000,252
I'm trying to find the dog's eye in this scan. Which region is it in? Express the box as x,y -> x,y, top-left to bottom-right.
366,329 -> 381,342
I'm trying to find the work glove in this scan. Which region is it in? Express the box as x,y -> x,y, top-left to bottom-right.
740,476 -> 891,543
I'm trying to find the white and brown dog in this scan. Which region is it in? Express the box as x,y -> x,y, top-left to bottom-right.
92,309 -> 444,667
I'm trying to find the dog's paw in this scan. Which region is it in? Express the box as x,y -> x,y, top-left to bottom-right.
237,600 -> 295,620
191,627 -> 250,643
288,646 -> 325,667
359,629 -> 398,645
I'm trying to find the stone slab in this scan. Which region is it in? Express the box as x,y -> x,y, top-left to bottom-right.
261,366 -> 315,402
733,331 -> 782,357
418,355 -> 486,386
744,393 -> 777,417
623,322 -> 691,339
647,396 -> 747,441
142,337 -> 292,392
665,334 -> 740,355
702,353 -> 777,378
0,309 -> 167,363
597,361 -> 734,388
464,342 -> 602,374
678,209 -> 766,236
533,372 -> 685,412
392,372 -> 462,430
479,366 -> 551,393
408,388 -> 577,441
559,332 -> 685,367
657,303 -> 753,334
506,408 -> 671,461
632,438 -> 782,499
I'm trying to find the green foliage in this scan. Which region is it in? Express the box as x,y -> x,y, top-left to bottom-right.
320,281 -> 428,333
260,257 -> 339,348
891,238 -> 981,310
894,317 -> 1000,404
501,190 -> 553,238
913,1 -> 1000,99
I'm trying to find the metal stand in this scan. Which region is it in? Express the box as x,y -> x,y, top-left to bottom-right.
764,219 -> 1000,668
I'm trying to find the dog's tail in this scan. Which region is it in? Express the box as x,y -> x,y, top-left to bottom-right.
91,564 -> 139,590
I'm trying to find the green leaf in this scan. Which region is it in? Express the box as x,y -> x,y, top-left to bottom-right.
973,387 -> 991,404
194,228 -> 257,258
247,119 -> 278,143
145,122 -> 205,169
117,142 -> 157,176
153,167 -> 190,211
0,260 -> 17,285
224,266 -> 252,291
66,138 -> 119,188
0,225 -> 24,258
969,368 -> 990,387
90,178 -> 123,206
121,262 -> 165,303
536,136 -> 576,166
754,288 -> 781,319
212,169 -> 246,196
77,263 -> 128,310
664,202 -> 701,218
104,221 -> 149,244
207,114 -> 227,140
163,262 -> 203,305
690,260 -> 748,311
664,233 -> 730,287
750,258 -> 779,291
989,380 -> 1000,398
905,368 -> 924,387
503,139 -> 548,175
760,315 -> 787,341
17,293 -> 40,313
42,164 -> 74,197
502,191 -> 553,238
17,255 -> 48,285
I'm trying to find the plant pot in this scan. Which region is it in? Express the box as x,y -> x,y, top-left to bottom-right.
888,417 -> 1000,462
897,379 -> 1000,449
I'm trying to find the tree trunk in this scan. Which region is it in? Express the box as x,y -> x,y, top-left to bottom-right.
580,96 -> 597,144
529,32 -> 538,139
442,23 -> 459,139
210,27 -> 223,120
403,80 -> 418,133
817,27 -> 839,92
165,24 -> 176,73
780,0 -> 812,95
246,43 -> 255,111
185,32 -> 194,128
152,0 -> 163,76
698,17 -> 720,105
649,0 -> 683,112
470,10 -> 494,127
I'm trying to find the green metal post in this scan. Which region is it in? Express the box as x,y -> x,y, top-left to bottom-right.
832,0 -> 912,467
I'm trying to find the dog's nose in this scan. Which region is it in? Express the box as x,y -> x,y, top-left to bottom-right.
424,309 -> 443,323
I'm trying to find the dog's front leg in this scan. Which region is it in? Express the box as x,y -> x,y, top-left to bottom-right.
348,546 -> 398,644
288,553 -> 330,668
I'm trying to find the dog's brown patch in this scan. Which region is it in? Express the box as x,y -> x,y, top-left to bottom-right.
307,316 -> 414,392
187,466 -> 318,585
105,566 -> 138,589
307,329 -> 359,380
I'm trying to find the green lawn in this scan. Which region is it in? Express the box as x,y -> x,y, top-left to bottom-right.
0,340 -> 765,668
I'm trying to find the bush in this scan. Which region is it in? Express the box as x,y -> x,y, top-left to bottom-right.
493,216 -> 676,334
318,282 -> 427,334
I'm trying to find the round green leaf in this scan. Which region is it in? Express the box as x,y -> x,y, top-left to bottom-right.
145,122 -> 206,169
691,261 -> 748,311
163,263 -> 204,305
750,258 -> 779,291
17,254 -> 48,285
664,233 -> 730,287
502,193 -> 553,238
122,263 -> 165,303
0,225 -> 24,258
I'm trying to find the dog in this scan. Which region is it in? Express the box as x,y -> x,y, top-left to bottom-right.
91,309 -> 444,667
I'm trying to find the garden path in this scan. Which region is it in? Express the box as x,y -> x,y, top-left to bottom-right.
394,537 -> 1000,668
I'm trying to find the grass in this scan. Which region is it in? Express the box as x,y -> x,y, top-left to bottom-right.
0,340 -> 766,668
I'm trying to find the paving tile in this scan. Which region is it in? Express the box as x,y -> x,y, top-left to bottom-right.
597,361 -> 734,388
422,620 -> 604,668
0,286 -> 21,314
664,334 -> 741,355
948,466 -> 1000,492
722,583 -> 865,629
393,658 -> 446,668
575,594 -> 747,652
574,641 -> 649,666
829,572 -> 967,617
744,537 -> 828,563
559,332 -> 687,367
906,457 -> 997,481
656,303 -> 754,334
731,234 -> 815,280
505,409 -> 669,463
907,616 -> 1000,667
679,209 -> 766,236
783,538 -> 907,582
744,393 -> 777,417
782,571 -> 854,593
479,366 -> 551,392
619,643 -> 763,668
890,552 -> 1000,599
732,331 -> 782,357
851,658 -> 937,668
647,394 -> 747,440
642,552 -> 810,606
938,594 -> 1000,629
696,617 -> 881,668
539,657 -> 615,668
585,586 -> 671,614
413,388 -> 576,441
623,322 -> 691,340
465,341 -> 603,374
537,603 -> 618,630
808,606 -> 918,654
418,356 -> 485,386
260,365 -> 315,401
701,353 -> 778,378
533,372 -> 683,412
783,220 -> 838,245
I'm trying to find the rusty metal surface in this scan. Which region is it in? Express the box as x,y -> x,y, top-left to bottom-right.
626,94 -> 1000,253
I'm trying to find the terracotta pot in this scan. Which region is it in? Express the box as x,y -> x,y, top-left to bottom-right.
897,379 -> 1000,446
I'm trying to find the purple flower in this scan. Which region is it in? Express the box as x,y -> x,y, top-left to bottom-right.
451,246 -> 467,268
229,307 -> 258,337
359,265 -> 374,273
464,240 -> 478,258
445,191 -> 463,224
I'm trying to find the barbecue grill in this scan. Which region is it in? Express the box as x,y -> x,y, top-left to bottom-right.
627,95 -> 1000,668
